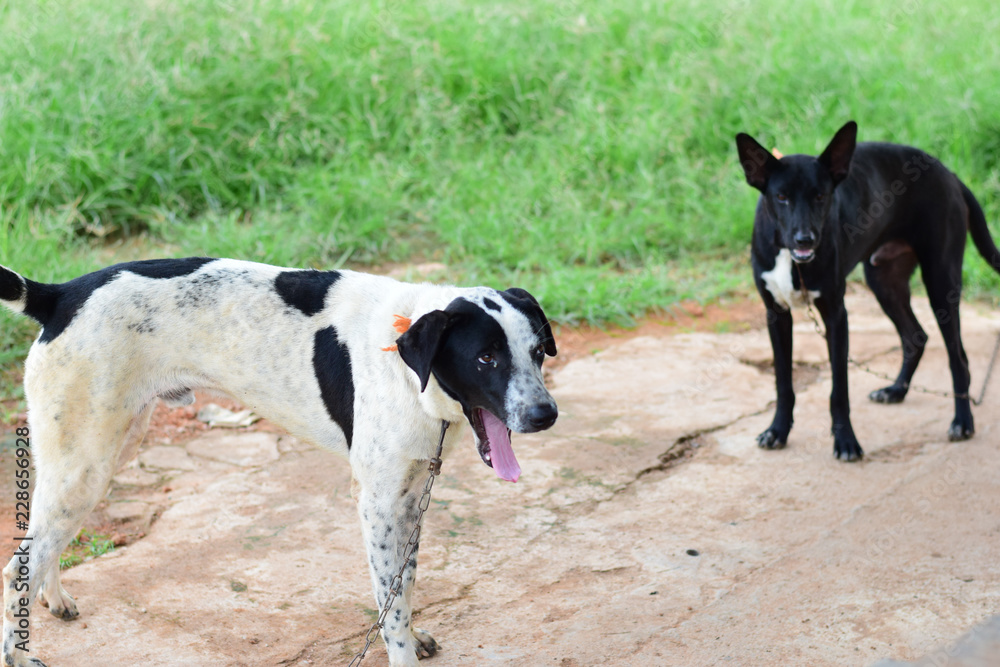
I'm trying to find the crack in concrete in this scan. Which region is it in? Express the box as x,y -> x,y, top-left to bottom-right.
526,406 -> 778,522
739,346 -> 900,373
738,358 -> 824,373
276,641 -> 317,665
414,584 -> 475,616
633,406 -> 773,481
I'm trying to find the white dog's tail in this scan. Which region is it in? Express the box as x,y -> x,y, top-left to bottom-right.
0,265 -> 31,316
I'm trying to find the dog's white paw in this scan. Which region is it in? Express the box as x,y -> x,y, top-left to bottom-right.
3,653 -> 48,667
413,628 -> 440,659
39,582 -> 80,621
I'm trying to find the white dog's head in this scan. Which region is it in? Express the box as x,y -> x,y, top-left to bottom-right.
396,288 -> 558,482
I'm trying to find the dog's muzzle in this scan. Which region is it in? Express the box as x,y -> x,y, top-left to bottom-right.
791,248 -> 816,263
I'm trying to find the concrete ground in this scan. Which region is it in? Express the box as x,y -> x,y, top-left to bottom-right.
3,288 -> 999,666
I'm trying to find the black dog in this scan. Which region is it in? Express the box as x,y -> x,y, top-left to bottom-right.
736,120 -> 1000,460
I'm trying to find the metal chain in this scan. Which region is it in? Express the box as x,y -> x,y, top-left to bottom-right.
794,264 -> 999,406
348,420 -> 450,666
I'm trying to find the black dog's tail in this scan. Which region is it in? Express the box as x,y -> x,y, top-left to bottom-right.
0,265 -> 55,325
964,183 -> 1000,275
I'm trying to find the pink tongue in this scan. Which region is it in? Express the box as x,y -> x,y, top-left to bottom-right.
482,410 -> 520,482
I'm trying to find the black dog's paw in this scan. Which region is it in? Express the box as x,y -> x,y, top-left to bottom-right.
414,628 -> 440,659
948,419 -> 974,442
756,429 -> 787,450
868,385 -> 906,404
834,435 -> 864,462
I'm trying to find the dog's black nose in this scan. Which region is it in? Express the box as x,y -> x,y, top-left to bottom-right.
526,402 -> 558,431
794,231 -> 816,247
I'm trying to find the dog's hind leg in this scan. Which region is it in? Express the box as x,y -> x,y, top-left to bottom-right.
33,400 -> 155,622
920,258 -> 974,440
3,401 -> 146,667
3,458 -> 118,667
864,245 -> 925,404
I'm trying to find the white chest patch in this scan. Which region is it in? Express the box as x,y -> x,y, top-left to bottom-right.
761,249 -> 821,311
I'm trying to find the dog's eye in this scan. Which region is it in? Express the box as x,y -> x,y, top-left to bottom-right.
478,353 -> 496,366
775,193 -> 788,203
534,344 -> 545,357
815,193 -> 824,202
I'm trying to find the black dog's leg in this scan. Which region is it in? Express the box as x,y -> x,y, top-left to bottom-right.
816,297 -> 864,461
863,256 -> 925,403
922,263 -> 974,440
758,305 -> 795,449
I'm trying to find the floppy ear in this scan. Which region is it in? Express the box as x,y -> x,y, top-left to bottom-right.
735,132 -> 781,192
818,120 -> 857,184
395,310 -> 453,392
503,287 -> 557,357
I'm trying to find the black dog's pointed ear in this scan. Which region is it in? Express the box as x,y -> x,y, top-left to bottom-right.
502,287 -> 557,357
819,120 -> 857,184
396,310 -> 454,392
735,132 -> 781,192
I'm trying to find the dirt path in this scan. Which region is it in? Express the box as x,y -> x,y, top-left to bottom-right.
2,289 -> 999,666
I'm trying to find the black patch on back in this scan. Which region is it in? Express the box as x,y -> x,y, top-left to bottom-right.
274,270 -> 343,317
26,258 -> 216,343
122,257 -> 216,280
483,298 -> 501,312
313,326 -> 355,447
0,266 -> 24,302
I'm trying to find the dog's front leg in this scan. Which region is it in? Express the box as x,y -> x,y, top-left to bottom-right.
817,299 -> 864,461
759,305 -> 795,449
354,464 -> 440,666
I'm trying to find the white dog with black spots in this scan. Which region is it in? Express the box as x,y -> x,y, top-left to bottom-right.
0,258 -> 558,667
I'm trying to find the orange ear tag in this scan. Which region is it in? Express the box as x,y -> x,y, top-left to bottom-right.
381,314 -> 412,351
771,148 -> 783,159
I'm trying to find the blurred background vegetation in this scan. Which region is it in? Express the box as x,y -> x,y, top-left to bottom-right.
2,0 -> 999,405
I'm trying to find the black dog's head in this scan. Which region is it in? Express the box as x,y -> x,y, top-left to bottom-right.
395,288 -> 558,482
735,120 -> 858,263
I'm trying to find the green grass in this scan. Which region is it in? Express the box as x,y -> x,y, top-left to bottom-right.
59,529 -> 116,569
2,0 -> 1000,404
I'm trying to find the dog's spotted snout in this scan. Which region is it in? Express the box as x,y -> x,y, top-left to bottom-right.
525,401 -> 558,431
